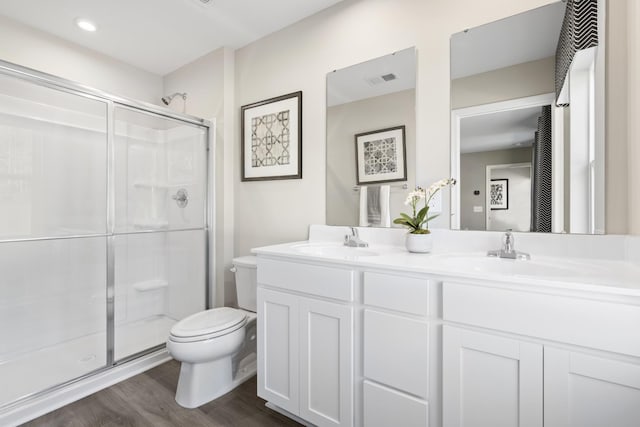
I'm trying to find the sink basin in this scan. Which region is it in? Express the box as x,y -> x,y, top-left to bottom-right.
291,242 -> 380,258
427,253 -> 598,278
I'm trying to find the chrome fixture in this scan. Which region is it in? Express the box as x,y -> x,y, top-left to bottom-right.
344,227 -> 369,247
161,92 -> 187,106
172,188 -> 189,208
487,231 -> 531,260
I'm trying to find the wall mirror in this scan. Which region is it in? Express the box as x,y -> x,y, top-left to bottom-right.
326,47 -> 416,228
450,1 -> 605,234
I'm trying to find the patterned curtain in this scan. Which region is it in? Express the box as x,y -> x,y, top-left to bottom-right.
555,0 -> 599,106
531,106 -> 553,232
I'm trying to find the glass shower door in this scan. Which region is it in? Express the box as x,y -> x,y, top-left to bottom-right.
0,73 -> 108,407
113,106 -> 207,361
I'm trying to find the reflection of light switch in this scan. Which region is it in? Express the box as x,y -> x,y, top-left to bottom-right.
428,191 -> 442,213
473,205 -> 483,213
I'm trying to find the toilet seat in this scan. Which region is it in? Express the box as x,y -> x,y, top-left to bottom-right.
170,307 -> 247,343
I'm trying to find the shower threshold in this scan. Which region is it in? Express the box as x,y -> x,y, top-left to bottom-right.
0,315 -> 177,410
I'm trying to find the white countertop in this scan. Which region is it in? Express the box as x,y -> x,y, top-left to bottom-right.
253,240 -> 640,298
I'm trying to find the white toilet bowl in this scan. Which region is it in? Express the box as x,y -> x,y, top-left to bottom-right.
167,307 -> 249,408
167,255 -> 258,408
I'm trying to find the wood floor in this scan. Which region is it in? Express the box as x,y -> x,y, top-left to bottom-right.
24,360 -> 302,427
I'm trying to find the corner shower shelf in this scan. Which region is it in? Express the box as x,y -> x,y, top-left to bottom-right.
133,182 -> 171,189
133,181 -> 193,189
133,221 -> 169,229
133,279 -> 169,292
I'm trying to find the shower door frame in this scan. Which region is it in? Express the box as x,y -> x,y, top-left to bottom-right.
0,58 -> 214,409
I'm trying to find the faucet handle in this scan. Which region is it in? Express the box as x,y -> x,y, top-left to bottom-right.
502,231 -> 514,253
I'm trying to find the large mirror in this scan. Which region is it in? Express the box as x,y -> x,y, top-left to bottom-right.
326,47 -> 416,228
450,1 -> 605,234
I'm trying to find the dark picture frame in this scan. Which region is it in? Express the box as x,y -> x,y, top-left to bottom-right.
354,125 -> 407,185
241,91 -> 302,181
490,178 -> 509,210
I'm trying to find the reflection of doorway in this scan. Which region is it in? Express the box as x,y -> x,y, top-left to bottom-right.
486,163 -> 532,232
451,93 -> 564,231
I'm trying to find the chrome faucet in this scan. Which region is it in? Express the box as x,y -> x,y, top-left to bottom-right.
487,231 -> 530,260
344,227 -> 369,247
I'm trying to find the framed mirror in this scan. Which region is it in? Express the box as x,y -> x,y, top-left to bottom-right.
450,1 -> 605,234
326,47 -> 416,228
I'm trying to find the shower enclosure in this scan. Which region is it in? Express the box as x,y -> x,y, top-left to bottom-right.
0,60 -> 211,411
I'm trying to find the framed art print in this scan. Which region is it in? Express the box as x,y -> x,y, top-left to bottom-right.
490,178 -> 509,210
241,91 -> 302,181
354,125 -> 407,185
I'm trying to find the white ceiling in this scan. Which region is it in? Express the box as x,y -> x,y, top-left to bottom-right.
327,47 -> 416,107
460,106 -> 544,154
0,0 -> 344,75
450,2 -> 565,79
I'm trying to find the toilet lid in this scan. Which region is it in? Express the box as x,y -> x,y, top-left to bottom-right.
170,307 -> 247,339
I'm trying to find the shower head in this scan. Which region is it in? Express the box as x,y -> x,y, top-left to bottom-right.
161,92 -> 187,106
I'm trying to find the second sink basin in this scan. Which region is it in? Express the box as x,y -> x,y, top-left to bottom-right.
427,253 -> 599,278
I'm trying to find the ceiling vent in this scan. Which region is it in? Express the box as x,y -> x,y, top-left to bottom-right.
365,73 -> 398,86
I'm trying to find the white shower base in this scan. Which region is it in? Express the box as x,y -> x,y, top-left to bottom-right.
0,315 -> 176,408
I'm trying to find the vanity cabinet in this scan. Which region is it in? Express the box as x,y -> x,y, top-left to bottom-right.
442,280 -> 640,427
255,241 -> 640,427
257,259 -> 354,427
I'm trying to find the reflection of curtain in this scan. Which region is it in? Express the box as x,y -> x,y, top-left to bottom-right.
531,106 -> 552,232
555,0 -> 599,106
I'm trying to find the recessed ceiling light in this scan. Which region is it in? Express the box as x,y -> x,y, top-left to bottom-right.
75,18 -> 97,32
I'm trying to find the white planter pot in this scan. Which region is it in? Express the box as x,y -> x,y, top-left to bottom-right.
405,233 -> 433,253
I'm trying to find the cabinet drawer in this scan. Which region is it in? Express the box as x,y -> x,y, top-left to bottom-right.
364,309 -> 429,398
363,271 -> 429,316
443,281 -> 640,357
258,258 -> 354,301
364,381 -> 428,427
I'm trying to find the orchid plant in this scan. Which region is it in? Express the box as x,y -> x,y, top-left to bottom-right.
393,178 -> 456,234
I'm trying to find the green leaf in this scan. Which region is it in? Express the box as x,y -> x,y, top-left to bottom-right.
425,214 -> 440,223
416,205 -> 429,223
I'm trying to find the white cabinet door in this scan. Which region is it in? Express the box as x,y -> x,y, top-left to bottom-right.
544,347 -> 640,427
299,297 -> 353,427
257,288 -> 300,415
443,326 -> 543,427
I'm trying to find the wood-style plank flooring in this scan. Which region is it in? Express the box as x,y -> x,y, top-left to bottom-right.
24,360 -> 302,427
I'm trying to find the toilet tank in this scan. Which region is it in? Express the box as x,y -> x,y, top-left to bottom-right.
232,256 -> 257,312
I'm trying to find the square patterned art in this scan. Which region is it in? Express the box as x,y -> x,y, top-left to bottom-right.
355,126 -> 406,185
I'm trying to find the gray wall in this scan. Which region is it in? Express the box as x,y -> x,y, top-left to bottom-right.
461,147 -> 533,230
451,56 -> 555,109
326,89 -> 416,227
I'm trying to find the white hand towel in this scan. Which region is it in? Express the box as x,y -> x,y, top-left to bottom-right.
359,185 -> 391,227
359,186 -> 369,226
379,185 -> 391,227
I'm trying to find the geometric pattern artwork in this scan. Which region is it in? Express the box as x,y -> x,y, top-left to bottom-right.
490,179 -> 508,210
355,125 -> 406,185
241,91 -> 302,181
363,137 -> 398,176
251,110 -> 290,168
555,0 -> 599,106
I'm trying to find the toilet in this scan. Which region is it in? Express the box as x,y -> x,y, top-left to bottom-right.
167,255 -> 258,408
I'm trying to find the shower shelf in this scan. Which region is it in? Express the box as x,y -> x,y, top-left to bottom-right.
133,182 -> 192,189
133,221 -> 169,229
133,182 -> 171,189
133,279 -> 169,292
